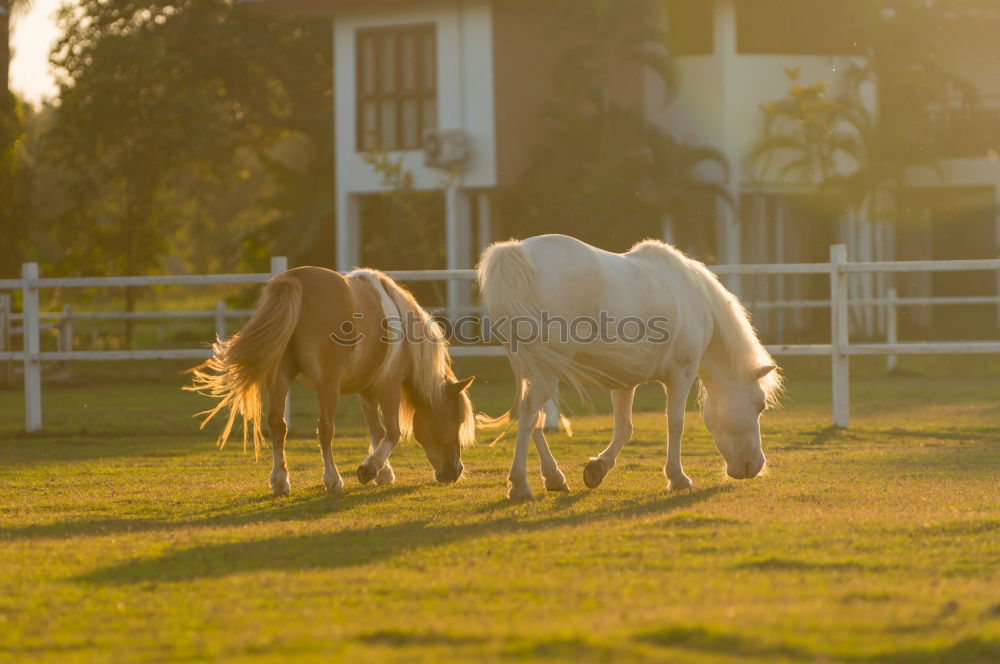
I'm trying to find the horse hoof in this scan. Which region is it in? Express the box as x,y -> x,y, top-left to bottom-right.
507,483 -> 533,500
270,479 -> 291,497
375,465 -> 396,486
668,475 -> 693,491
583,459 -> 607,489
357,463 -> 378,485
544,476 -> 570,492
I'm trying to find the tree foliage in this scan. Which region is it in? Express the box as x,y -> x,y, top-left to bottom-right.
42,0 -> 332,279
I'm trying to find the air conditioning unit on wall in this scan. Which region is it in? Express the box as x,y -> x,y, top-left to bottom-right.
423,129 -> 471,171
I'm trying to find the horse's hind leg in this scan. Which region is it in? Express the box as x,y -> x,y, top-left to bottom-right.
508,380 -> 549,499
584,386 -> 636,489
267,362 -> 294,497
317,380 -> 344,494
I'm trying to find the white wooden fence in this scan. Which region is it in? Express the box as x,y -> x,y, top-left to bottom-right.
2,246 -> 999,433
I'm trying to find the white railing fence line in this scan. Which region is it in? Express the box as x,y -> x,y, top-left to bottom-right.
2,246 -> 999,433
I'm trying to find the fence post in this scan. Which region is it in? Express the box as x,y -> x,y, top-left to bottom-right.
271,256 -> 291,425
829,245 -> 850,428
22,263 -> 42,433
215,300 -> 227,340
60,305 -> 73,353
0,294 -> 10,386
886,287 -> 898,373
60,304 -> 74,377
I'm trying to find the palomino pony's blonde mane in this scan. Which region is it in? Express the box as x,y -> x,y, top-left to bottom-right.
348,269 -> 475,447
630,240 -> 784,407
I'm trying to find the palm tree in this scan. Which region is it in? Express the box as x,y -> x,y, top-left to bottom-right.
514,0 -> 726,255
747,1 -> 979,334
646,132 -> 730,258
552,0 -> 677,112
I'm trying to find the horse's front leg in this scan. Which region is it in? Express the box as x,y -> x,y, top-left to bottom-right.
508,380 -> 548,500
317,382 -> 345,494
358,395 -> 395,485
532,428 -> 568,492
664,373 -> 697,490
357,389 -> 401,485
583,386 -> 636,489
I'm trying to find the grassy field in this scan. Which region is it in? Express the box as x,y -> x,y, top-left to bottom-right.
0,358 -> 998,663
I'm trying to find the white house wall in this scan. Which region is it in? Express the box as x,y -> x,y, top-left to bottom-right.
334,0 -> 497,194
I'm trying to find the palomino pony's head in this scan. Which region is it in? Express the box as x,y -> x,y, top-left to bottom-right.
355,268 -> 477,483
411,375 -> 476,483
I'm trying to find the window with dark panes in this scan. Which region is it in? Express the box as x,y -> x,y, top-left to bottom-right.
737,0 -> 865,55
666,0 -> 714,56
356,24 -> 437,151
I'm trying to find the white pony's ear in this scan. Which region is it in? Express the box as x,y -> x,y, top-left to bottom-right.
753,364 -> 777,381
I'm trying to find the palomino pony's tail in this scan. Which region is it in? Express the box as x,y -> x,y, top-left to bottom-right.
185,274 -> 303,457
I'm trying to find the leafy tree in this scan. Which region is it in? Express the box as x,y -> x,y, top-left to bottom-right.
42,0 -> 332,342
0,92 -> 29,277
0,1 -> 31,278
0,1 -> 30,103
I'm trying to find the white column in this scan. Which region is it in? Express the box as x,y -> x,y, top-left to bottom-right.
716,0 -> 741,297
829,245 -> 850,428
22,262 -> 42,433
446,183 -> 472,316
716,193 -> 742,297
476,191 -> 493,256
336,193 -> 361,273
661,214 -> 676,246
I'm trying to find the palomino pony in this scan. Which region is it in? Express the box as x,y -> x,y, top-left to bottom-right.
478,234 -> 781,499
188,266 -> 475,495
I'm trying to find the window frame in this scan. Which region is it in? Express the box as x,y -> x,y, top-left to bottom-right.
355,22 -> 438,152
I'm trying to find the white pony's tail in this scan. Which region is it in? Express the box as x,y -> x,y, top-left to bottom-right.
476,240 -> 586,434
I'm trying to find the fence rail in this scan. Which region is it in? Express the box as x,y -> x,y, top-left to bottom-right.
2,246 -> 999,433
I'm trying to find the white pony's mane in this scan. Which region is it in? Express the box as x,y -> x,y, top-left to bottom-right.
630,240 -> 783,407
348,269 -> 475,446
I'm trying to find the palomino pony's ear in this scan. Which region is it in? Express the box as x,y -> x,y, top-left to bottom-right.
752,364 -> 778,381
448,376 -> 475,394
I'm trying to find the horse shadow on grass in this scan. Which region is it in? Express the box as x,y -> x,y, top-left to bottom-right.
0,484 -> 424,541
75,485 -> 730,586
635,626 -> 998,663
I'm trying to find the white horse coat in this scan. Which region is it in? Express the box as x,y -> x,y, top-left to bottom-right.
478,234 -> 781,499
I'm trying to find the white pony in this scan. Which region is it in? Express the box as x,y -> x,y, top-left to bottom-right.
478,234 -> 782,499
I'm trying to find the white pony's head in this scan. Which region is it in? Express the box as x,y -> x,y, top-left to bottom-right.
701,364 -> 780,479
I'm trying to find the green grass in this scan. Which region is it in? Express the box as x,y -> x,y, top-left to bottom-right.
0,361 -> 998,663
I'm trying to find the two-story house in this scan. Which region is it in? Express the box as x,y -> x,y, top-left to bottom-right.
244,0 -> 1000,333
